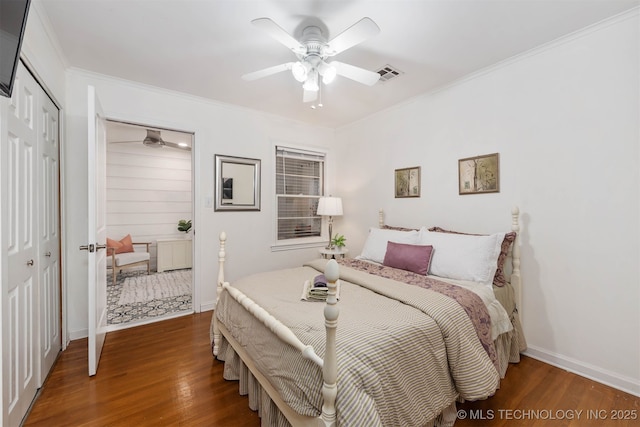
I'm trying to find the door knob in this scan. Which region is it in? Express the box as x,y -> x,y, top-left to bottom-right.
45,251 -> 52,257
26,259 -> 34,266
95,243 -> 107,250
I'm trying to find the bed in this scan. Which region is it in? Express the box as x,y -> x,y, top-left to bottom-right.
211,207 -> 526,427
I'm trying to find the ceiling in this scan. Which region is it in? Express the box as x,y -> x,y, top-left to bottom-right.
37,0 -> 639,128
106,120 -> 193,149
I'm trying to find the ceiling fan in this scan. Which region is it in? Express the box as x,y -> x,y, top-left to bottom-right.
110,129 -> 191,151
242,17 -> 381,103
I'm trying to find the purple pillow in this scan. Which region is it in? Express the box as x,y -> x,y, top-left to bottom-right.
382,241 -> 434,275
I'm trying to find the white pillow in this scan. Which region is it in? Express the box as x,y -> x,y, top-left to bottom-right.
359,228 -> 419,264
418,229 -> 505,285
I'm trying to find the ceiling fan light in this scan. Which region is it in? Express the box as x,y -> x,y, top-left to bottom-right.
322,68 -> 337,85
292,61 -> 307,82
303,70 -> 319,91
319,62 -> 337,85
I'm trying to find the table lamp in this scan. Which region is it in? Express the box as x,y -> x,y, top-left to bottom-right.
317,196 -> 343,249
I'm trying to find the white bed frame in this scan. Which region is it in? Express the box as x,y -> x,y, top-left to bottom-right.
212,206 -> 521,427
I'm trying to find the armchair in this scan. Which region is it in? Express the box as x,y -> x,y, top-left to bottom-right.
107,242 -> 151,286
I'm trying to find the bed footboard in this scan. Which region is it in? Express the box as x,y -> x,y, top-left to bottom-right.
213,232 -> 339,427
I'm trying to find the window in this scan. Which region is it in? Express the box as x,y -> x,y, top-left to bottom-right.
275,146 -> 325,245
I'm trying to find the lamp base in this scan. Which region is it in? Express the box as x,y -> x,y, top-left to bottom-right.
326,218 -> 334,250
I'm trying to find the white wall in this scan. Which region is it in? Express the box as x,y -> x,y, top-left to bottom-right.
335,11 -> 640,395
106,141 -> 193,271
63,69 -> 336,339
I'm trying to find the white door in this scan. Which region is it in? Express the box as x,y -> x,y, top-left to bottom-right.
4,63 -> 39,426
86,86 -> 108,376
38,90 -> 62,380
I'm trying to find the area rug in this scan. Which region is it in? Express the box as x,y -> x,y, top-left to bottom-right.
107,269 -> 192,325
119,270 -> 192,305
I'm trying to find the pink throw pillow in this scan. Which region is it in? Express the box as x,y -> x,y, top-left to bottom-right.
383,241 -> 434,275
106,234 -> 134,254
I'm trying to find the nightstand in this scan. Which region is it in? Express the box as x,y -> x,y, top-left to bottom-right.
319,247 -> 349,259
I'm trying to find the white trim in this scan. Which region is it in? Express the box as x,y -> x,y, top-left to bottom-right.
68,328 -> 88,341
200,301 -> 215,312
524,346 -> 640,397
271,242 -> 326,252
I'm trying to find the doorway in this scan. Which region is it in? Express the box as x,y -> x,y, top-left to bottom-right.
104,120 -> 194,329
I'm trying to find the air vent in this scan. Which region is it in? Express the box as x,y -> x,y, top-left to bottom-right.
376,64 -> 404,83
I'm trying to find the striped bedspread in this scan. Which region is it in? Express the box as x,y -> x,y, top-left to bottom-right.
214,259 -> 500,426
337,258 -> 498,370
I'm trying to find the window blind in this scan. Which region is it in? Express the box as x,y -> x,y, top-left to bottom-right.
276,147 -> 325,241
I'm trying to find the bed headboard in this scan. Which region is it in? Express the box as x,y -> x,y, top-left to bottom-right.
377,206 -> 522,315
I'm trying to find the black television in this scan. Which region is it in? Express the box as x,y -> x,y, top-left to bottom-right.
0,0 -> 31,98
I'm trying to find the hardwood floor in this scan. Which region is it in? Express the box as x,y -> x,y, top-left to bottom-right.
24,313 -> 259,427
24,313 -> 638,426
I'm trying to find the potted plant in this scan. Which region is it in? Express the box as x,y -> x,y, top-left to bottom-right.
177,219 -> 192,234
331,233 -> 346,249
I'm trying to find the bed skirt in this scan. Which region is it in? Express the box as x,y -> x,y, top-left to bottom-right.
216,338 -> 291,427
495,312 -> 526,378
209,299 -> 526,426
213,326 -> 460,427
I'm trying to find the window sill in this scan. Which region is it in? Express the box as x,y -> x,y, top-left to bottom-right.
271,241 -> 327,252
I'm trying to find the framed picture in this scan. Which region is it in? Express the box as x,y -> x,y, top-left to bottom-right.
458,153 -> 500,195
395,166 -> 421,198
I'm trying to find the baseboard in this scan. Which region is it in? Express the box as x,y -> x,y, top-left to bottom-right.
68,328 -> 88,341
200,300 -> 215,312
524,346 -> 640,397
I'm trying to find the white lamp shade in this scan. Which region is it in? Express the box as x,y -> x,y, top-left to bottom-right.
317,197 -> 343,216
291,61 -> 307,82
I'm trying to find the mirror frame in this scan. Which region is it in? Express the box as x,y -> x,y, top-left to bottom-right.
214,154 -> 261,211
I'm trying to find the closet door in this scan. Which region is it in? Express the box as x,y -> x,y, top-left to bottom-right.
38,90 -> 61,381
5,63 -> 39,426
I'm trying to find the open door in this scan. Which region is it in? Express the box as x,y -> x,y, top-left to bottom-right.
84,85 -> 108,376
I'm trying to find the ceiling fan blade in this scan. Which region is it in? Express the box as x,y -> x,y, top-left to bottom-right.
332,61 -> 380,86
164,141 -> 192,151
303,89 -> 318,103
251,18 -> 305,54
326,17 -> 380,56
242,62 -> 294,81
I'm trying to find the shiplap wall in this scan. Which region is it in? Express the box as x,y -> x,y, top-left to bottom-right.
106,140 -> 193,271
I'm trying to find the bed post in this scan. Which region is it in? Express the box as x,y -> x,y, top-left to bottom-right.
212,231 -> 227,356
378,208 -> 384,228
510,207 -> 522,317
320,259 -> 339,427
